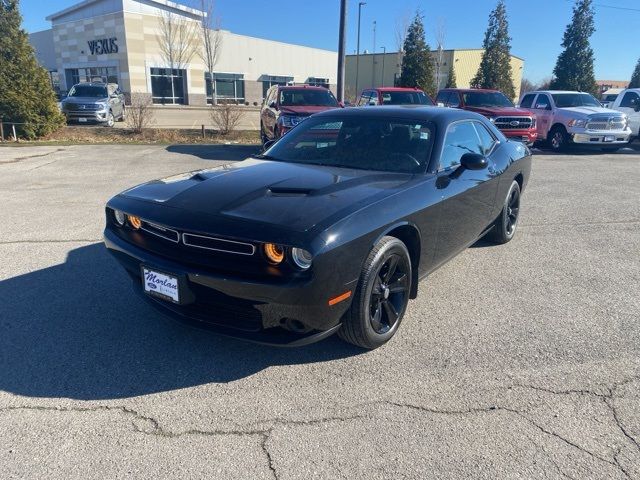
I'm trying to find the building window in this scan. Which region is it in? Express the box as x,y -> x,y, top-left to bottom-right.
307,77 -> 329,89
67,67 -> 118,87
262,75 -> 294,98
150,68 -> 186,105
205,72 -> 245,104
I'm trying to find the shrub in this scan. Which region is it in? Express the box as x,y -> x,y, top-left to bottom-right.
209,101 -> 244,135
125,93 -> 155,134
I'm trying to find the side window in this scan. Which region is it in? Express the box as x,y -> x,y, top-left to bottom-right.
520,94 -> 535,109
473,122 -> 497,155
435,91 -> 449,105
359,91 -> 372,106
368,92 -> 379,105
534,94 -> 551,110
440,121 -> 483,170
620,92 -> 639,108
447,92 -> 460,108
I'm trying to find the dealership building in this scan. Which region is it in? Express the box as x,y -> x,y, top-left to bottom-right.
29,0 -> 338,106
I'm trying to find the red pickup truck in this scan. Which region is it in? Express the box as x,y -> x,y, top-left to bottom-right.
435,88 -> 537,146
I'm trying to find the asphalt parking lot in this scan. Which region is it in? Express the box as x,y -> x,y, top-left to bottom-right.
0,144 -> 639,479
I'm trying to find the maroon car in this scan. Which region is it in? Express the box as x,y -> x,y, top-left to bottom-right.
260,85 -> 341,145
357,87 -> 434,107
436,88 -> 537,146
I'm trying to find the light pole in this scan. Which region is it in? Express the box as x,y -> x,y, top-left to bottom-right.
380,46 -> 386,87
355,1 -> 366,98
372,20 -> 376,87
337,0 -> 348,102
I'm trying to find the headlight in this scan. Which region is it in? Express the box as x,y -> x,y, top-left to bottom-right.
568,119 -> 587,128
113,209 -> 125,226
278,115 -> 306,128
264,243 -> 285,265
97,102 -> 108,110
530,117 -> 537,128
291,248 -> 313,270
489,117 -> 497,124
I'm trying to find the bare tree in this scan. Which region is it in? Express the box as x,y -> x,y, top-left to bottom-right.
157,9 -> 199,71
126,93 -> 155,134
434,18 -> 446,91
198,0 -> 223,104
210,101 -> 244,135
394,9 -> 411,52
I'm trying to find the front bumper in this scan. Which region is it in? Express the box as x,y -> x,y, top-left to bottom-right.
64,111 -> 110,123
570,128 -> 631,145
501,129 -> 538,146
103,228 -> 351,346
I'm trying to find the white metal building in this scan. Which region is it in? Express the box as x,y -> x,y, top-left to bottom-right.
30,0 -> 338,106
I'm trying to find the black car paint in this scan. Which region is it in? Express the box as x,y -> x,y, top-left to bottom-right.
104,107 -> 531,345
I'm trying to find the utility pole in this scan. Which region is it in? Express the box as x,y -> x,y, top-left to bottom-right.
337,0 -> 348,102
381,46 -> 386,87
372,20 -> 376,87
355,1 -> 366,98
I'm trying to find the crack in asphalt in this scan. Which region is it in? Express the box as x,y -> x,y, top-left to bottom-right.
524,433 -> 577,480
0,148 -> 65,165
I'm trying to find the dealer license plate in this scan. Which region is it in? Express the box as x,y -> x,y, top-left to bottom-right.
78,118 -> 88,123
603,135 -> 615,142
142,267 -> 180,303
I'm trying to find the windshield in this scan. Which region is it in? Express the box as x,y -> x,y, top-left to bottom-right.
68,85 -> 108,98
463,91 -> 514,108
261,116 -> 434,174
280,89 -> 339,107
551,93 -> 601,108
381,91 -> 433,106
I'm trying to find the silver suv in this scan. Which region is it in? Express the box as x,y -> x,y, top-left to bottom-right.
519,90 -> 631,151
61,82 -> 125,127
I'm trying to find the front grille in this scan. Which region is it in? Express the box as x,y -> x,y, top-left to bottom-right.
586,116 -> 626,131
141,221 -> 179,243
182,233 -> 256,256
494,117 -> 533,130
65,103 -> 101,112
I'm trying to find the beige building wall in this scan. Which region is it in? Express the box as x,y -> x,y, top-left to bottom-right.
346,49 -> 524,101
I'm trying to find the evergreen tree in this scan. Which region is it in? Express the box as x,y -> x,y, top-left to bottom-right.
629,58 -> 640,89
0,0 -> 64,139
549,0 -> 598,95
471,1 -> 515,100
398,12 -> 436,97
445,63 -> 457,88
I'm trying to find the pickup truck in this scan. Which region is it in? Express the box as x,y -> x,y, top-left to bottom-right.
519,90 -> 632,151
608,88 -> 640,141
435,88 -> 537,146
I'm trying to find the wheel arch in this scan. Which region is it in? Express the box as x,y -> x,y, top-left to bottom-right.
373,222 -> 422,299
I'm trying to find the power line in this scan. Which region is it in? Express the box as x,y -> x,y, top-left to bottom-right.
564,0 -> 640,13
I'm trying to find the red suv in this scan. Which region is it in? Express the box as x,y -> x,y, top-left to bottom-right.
260,85 -> 341,145
435,88 -> 537,145
357,87 -> 434,107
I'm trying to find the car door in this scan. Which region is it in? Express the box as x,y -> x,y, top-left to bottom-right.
617,91 -> 640,137
532,94 -> 554,139
262,87 -> 277,139
431,120 -> 500,267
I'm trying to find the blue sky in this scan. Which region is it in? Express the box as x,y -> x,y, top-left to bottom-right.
21,0 -> 639,83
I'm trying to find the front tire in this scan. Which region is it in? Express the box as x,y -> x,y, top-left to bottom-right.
549,126 -> 568,152
488,180 -> 521,244
105,111 -> 115,128
338,236 -> 412,349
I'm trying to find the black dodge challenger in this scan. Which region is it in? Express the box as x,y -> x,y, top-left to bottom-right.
104,107 -> 531,349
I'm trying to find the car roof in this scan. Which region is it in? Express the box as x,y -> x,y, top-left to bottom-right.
276,85 -> 328,91
311,105 -> 488,126
527,90 -> 587,95
371,87 -> 423,92
439,88 -> 500,93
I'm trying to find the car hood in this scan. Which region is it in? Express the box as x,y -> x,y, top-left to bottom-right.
278,105 -> 338,116
118,159 -> 414,234
465,106 -> 533,117
62,96 -> 108,104
560,106 -> 615,117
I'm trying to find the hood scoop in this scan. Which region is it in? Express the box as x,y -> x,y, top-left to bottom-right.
267,186 -> 314,197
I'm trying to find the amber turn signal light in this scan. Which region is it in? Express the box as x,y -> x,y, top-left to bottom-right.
128,215 -> 142,230
328,291 -> 352,306
264,243 -> 285,264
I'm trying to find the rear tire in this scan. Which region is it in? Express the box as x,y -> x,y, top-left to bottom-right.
118,107 -> 126,122
338,236 -> 412,349
488,180 -> 521,244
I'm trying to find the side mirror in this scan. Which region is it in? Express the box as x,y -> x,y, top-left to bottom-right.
460,153 -> 488,170
268,100 -> 277,109
262,139 -> 276,151
338,101 -> 345,108
437,102 -> 445,107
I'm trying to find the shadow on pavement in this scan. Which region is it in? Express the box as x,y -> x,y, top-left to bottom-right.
166,144 -> 260,161
0,243 -> 361,400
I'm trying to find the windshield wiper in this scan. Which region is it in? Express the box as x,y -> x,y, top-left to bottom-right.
252,153 -> 281,161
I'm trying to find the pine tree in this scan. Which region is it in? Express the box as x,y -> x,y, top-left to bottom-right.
445,63 -> 457,88
630,58 -> 640,89
549,0 -> 598,95
471,1 -> 515,100
0,0 -> 64,139
398,12 -> 436,97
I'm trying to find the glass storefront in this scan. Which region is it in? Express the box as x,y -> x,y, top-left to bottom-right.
205,72 -> 245,104
150,68 -> 186,105
262,75 -> 294,98
66,67 -> 118,87
307,77 -> 329,89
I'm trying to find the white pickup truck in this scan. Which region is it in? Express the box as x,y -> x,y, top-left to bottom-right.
519,90 -> 631,151
608,88 -> 640,141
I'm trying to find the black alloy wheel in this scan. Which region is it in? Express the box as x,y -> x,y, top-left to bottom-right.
549,126 -> 567,152
489,180 -> 521,244
339,236 -> 412,349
